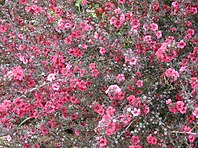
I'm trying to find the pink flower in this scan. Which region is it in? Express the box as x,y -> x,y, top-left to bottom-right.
165,68 -> 179,81
106,106 -> 116,116
81,44 -> 88,49
89,63 -> 96,69
54,7 -> 63,16
44,101 -> 55,113
156,31 -> 162,39
150,23 -> 158,31
19,0 -> 28,5
128,145 -> 143,148
147,134 -> 158,145
117,74 -> 125,82
0,25 -> 8,33
120,13 -> 125,22
166,99 -> 172,104
18,34 -> 24,40
120,114 -> 131,125
143,23 -> 150,31
131,108 -> 141,117
153,1 -> 159,11
99,137 -> 108,147
101,114 -> 111,123
52,83 -> 60,91
32,5 -> 43,14
14,98 -> 24,107
114,20 -> 123,28
190,77 -> 198,89
64,36 -> 73,44
33,144 -> 40,148
177,40 -> 186,49
179,106 -> 187,114
104,2 -> 115,11
68,48 -> 83,57
126,95 -> 141,106
131,19 -> 140,29
187,28 -> 195,36
71,113 -> 78,120
135,80 -> 143,87
13,66 -> 24,81
105,85 -> 121,94
71,30 -> 82,39
176,101 -> 184,112
70,95 -> 80,105
118,0 -> 126,4
99,47 -> 106,55
168,104 -> 178,114
64,21 -> 73,29
106,122 -> 116,136
77,80 -> 87,91
94,104 -> 104,115
125,56 -> 137,65
131,135 -> 140,144
192,107 -> 198,118
41,127 -> 48,135
188,134 -> 195,143
172,1 -> 179,8
91,69 -> 100,77
188,114 -> 195,124
143,35 -> 152,43
143,105 -> 150,114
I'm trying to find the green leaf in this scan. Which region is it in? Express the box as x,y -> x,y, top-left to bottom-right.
75,0 -> 83,11
50,10 -> 54,16
90,10 -> 97,18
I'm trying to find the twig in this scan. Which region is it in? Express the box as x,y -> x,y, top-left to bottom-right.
115,119 -> 138,141
18,117 -> 33,127
170,131 -> 197,135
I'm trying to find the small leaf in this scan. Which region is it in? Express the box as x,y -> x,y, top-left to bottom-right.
18,117 -> 33,127
0,0 -> 5,5
75,0 -> 83,11
50,10 -> 54,16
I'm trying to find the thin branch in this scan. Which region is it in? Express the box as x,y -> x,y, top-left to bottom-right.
115,119 -> 138,141
170,131 -> 197,135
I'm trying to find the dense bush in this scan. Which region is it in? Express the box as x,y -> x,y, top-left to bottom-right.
0,0 -> 197,147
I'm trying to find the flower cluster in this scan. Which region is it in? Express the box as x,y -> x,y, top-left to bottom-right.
0,0 -> 197,148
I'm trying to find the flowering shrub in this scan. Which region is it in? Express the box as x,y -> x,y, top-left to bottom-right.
0,0 -> 197,147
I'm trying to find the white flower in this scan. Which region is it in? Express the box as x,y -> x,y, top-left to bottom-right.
131,108 -> 141,117
105,84 -> 121,94
47,73 -> 56,82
